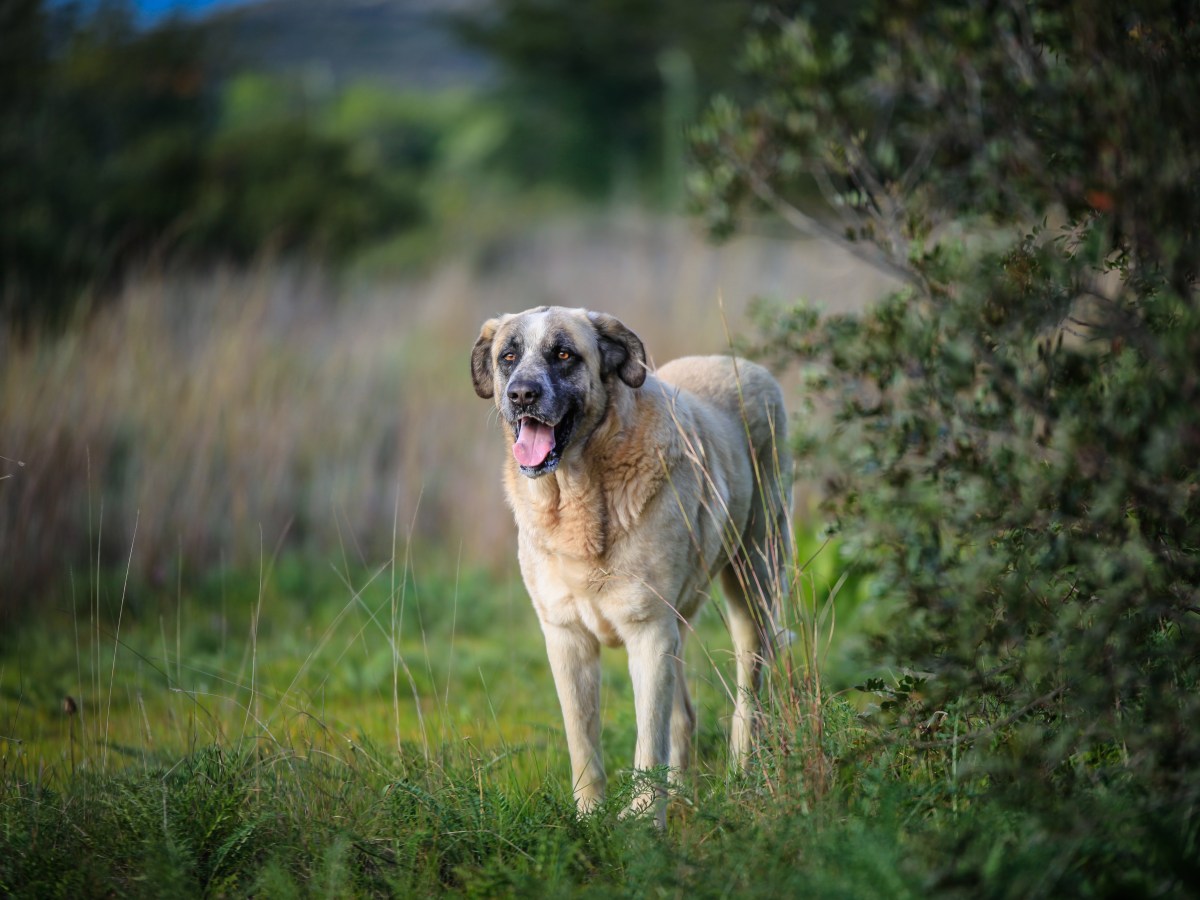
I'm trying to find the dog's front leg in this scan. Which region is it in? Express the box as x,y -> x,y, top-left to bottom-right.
624,617 -> 680,828
542,623 -> 606,813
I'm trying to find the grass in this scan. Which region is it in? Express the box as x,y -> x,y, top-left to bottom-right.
1,525 -> 888,897
0,533 -> 1171,897
0,527 -> 873,784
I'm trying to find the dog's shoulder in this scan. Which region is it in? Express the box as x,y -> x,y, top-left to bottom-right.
655,355 -> 784,445
656,355 -> 779,411
595,376 -> 683,528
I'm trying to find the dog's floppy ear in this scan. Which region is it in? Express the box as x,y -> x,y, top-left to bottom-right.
471,317 -> 502,399
588,311 -> 647,388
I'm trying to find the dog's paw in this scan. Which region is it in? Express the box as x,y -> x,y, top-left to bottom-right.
619,794 -> 666,829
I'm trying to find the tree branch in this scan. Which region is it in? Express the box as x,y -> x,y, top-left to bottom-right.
902,686 -> 1066,751
742,168 -> 924,291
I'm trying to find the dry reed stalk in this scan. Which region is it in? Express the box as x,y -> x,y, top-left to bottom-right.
0,211 -> 891,617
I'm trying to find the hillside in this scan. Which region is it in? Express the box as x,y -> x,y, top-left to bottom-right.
202,0 -> 494,89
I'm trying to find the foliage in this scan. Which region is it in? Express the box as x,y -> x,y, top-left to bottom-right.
188,118 -> 425,261
453,0 -> 751,198
692,0 -> 1200,885
1,0 -> 209,324
1,0 -> 769,325
0,2 -> 453,327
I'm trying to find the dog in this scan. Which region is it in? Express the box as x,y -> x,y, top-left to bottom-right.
471,306 -> 791,826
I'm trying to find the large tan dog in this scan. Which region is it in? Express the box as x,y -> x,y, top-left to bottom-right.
471,306 -> 791,826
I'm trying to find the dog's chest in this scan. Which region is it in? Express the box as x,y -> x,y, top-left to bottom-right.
522,552 -> 642,648
559,571 -> 625,647
512,470 -> 614,560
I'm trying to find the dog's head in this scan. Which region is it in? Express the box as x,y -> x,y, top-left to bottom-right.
471,306 -> 646,477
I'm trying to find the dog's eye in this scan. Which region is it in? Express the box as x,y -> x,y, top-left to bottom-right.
557,350 -> 572,361
502,352 -> 516,363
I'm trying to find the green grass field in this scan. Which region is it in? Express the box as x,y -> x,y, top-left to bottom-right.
2,531 -> 905,897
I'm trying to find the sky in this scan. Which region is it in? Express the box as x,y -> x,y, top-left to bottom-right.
49,0 -> 254,24
133,0 -> 249,21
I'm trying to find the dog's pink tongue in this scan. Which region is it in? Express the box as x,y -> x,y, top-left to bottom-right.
513,419 -> 555,467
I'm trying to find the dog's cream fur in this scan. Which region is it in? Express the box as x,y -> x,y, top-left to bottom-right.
472,307 -> 791,826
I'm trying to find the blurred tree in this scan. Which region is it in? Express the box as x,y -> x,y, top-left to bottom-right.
1,0 -> 212,325
692,1 -> 1199,891
0,2 -> 436,327
190,120 -> 426,260
454,0 -> 750,198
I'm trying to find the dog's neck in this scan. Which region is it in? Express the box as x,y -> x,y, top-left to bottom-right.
506,377 -> 678,561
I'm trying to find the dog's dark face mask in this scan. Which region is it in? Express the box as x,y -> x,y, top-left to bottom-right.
471,307 -> 647,478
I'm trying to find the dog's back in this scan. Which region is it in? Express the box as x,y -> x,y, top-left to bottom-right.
655,355 -> 789,493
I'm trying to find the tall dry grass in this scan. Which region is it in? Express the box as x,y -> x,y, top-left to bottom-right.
0,210 -> 892,617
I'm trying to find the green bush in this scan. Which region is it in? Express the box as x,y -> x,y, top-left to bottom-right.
692,0 -> 1199,887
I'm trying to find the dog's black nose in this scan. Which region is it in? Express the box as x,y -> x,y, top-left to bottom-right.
508,380 -> 541,407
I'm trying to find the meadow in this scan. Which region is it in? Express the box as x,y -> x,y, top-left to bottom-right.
1,213 -> 911,897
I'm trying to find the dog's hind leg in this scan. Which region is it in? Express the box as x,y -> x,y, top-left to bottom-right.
720,481 -> 792,770
721,565 -> 769,770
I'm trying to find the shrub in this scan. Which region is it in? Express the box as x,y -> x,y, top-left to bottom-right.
691,0 -> 1200,885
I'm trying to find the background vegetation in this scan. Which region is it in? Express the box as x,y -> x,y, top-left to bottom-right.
2,0 -> 1198,896
2,0 -> 477,325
